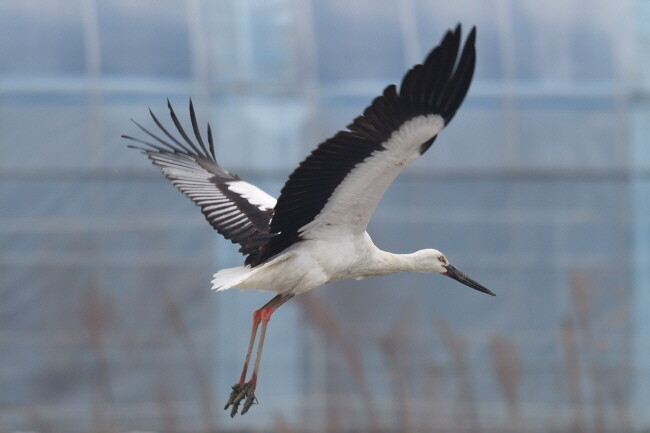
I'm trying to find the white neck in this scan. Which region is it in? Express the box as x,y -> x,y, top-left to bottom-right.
350,233 -> 444,278
369,249 -> 435,276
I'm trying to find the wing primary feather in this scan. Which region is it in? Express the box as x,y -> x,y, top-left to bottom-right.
418,46 -> 441,106
383,83 -> 399,100
381,85 -> 402,122
189,99 -> 210,158
440,27 -> 476,122
148,107 -> 194,155
167,99 -> 205,157
122,135 -> 168,153
128,119 -> 179,153
207,123 -> 215,159
433,27 -> 461,107
425,29 -> 459,108
452,22 -> 462,39
399,64 -> 423,105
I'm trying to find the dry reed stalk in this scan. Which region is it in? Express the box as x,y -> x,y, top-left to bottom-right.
546,363 -> 564,433
162,290 -> 218,433
572,272 -> 615,433
274,413 -> 299,433
569,272 -> 593,348
296,292 -> 379,432
23,406 -> 55,433
423,362 -> 446,433
436,318 -> 480,433
570,271 -> 605,433
560,316 -> 585,433
593,340 -> 612,433
488,334 -> 522,426
606,361 -> 632,433
156,366 -> 179,433
379,310 -> 414,433
324,337 -> 344,433
79,283 -> 116,433
604,283 -> 633,433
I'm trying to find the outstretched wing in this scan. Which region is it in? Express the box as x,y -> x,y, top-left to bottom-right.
256,25 -> 476,265
123,100 -> 276,263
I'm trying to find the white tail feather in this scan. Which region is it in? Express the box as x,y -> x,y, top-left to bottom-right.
211,266 -> 254,291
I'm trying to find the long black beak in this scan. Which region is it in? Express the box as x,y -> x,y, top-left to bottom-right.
444,265 -> 495,296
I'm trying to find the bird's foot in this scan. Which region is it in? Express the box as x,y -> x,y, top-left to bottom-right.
224,382 -> 258,417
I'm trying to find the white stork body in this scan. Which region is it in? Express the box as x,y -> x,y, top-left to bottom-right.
227,233 -> 372,295
212,114 -> 447,295
124,25 -> 493,417
221,233 -> 446,295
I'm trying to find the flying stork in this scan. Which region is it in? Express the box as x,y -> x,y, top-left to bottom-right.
124,24 -> 494,417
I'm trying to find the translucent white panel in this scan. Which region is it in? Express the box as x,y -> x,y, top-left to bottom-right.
0,102 -> 98,171
517,106 -> 625,169
249,0 -> 300,91
0,0 -> 646,431
212,97 -> 309,174
210,0 -> 301,93
99,101 -> 164,169
312,0 -> 405,84
0,1 -> 85,75
96,0 -> 191,77
511,0 -> 627,82
408,103 -> 624,170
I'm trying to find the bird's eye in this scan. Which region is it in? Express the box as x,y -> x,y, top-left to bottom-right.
438,256 -> 446,264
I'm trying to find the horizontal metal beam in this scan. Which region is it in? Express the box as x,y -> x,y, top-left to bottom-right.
1,77 -> 648,101
1,167 -> 648,181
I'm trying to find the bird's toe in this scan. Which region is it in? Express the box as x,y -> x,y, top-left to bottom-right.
225,382 -> 257,417
241,388 -> 258,415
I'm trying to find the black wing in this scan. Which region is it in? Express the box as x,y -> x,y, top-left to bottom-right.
123,100 -> 276,263
254,25 -> 476,265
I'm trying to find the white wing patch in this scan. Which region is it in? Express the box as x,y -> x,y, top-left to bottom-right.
299,114 -> 444,237
227,180 -> 277,211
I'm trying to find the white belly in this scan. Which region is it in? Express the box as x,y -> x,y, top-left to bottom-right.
234,232 -> 380,295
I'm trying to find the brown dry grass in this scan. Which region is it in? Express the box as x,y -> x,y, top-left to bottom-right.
10,269 -> 634,433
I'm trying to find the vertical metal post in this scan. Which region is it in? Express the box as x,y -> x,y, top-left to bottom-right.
632,0 -> 650,427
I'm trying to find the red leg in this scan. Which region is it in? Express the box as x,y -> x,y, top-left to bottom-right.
224,295 -> 281,413
237,309 -> 262,384
224,293 -> 293,417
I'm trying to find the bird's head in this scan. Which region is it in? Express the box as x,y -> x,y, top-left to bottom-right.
413,249 -> 495,296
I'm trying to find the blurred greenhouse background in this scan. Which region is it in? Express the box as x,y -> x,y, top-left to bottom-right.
1,0 -> 649,432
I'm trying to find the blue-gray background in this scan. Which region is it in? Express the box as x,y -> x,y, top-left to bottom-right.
1,1 -> 649,432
